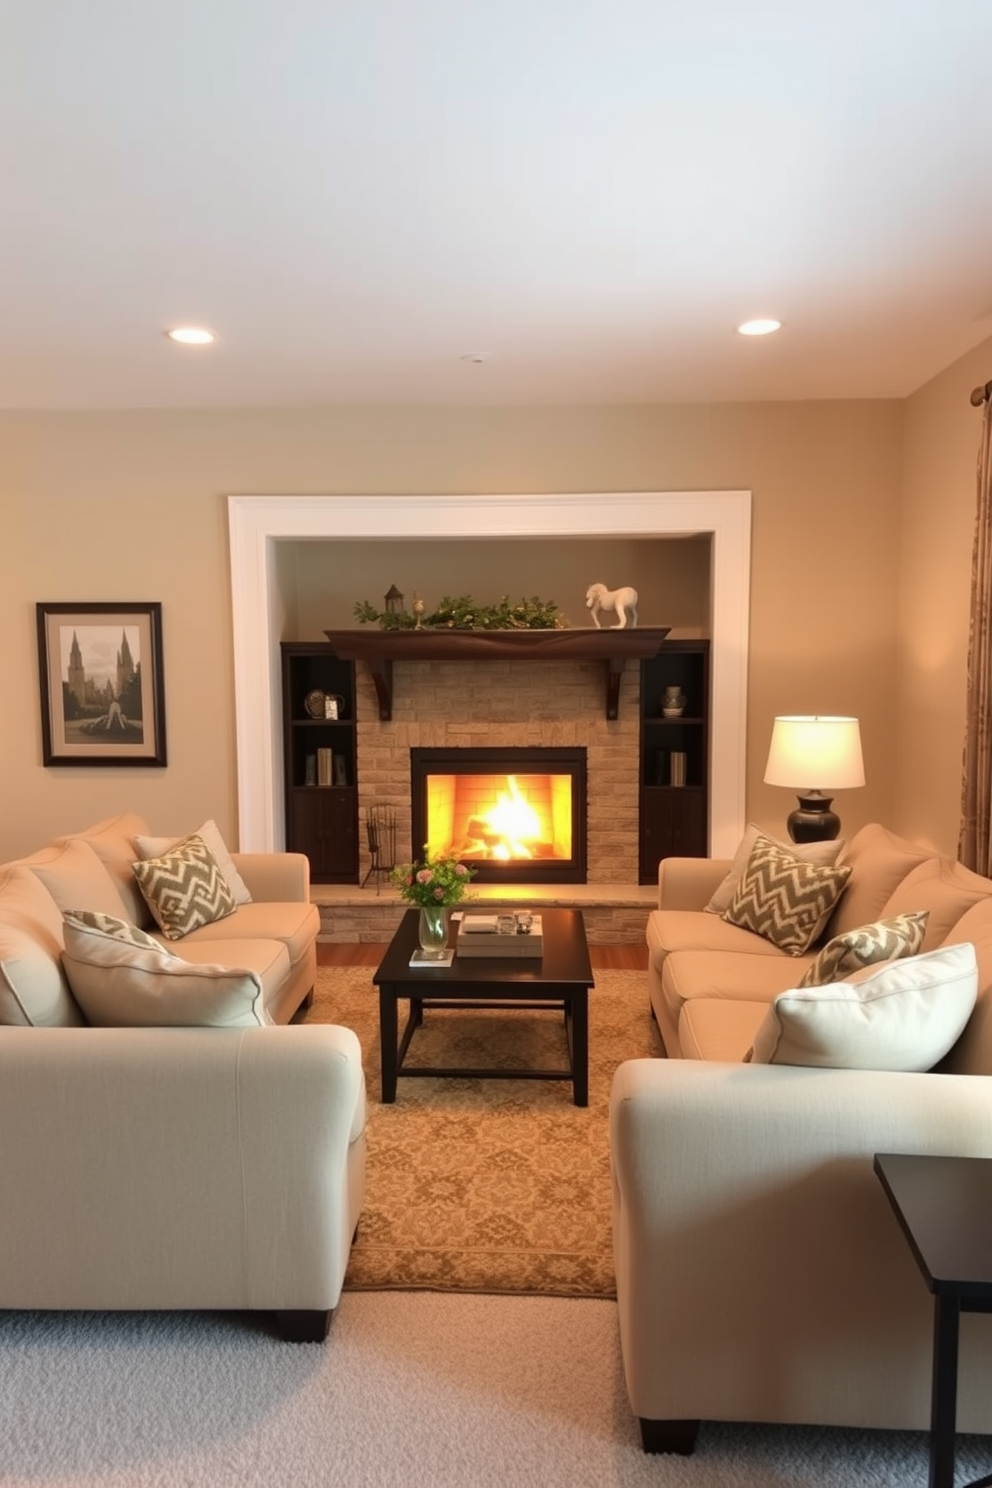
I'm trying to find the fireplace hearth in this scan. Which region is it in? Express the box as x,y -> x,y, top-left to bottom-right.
410,746 -> 588,884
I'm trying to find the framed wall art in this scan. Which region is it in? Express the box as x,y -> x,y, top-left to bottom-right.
36,602 -> 167,766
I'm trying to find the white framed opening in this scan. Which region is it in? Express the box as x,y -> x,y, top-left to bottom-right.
228,491 -> 751,859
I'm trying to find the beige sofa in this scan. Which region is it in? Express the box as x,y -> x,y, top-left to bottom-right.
0,813 -> 366,1340
611,823 -> 992,1451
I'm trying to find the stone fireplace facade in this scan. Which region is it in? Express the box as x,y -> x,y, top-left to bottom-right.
353,656 -> 641,884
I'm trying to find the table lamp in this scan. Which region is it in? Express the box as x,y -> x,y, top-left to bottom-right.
763,715 -> 865,842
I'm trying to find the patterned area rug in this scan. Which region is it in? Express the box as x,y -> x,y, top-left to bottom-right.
301,965 -> 662,1298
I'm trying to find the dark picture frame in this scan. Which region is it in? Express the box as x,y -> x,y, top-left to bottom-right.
36,602 -> 167,766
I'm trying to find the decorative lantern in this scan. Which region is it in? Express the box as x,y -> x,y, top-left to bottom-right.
384,584 -> 404,616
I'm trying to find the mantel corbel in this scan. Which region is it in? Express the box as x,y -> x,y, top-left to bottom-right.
322,627 -> 672,720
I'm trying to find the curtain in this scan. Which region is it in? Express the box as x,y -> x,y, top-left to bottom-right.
960,394 -> 992,871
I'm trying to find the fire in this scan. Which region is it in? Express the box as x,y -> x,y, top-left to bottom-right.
482,776 -> 540,859
424,769 -> 572,864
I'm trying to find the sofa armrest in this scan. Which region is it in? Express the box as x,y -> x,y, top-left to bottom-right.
231,851 -> 310,903
609,1058 -> 992,1430
0,1025 -> 365,1313
656,855 -> 730,910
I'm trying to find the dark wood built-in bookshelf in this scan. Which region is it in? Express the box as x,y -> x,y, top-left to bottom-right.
639,640 -> 710,882
281,643 -> 359,883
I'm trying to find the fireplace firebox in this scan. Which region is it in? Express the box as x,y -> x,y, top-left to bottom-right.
410,747 -> 587,884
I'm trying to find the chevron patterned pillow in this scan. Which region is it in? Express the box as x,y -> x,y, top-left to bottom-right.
131,833 -> 236,940
797,911 -> 930,988
62,908 -> 170,954
722,832 -> 852,955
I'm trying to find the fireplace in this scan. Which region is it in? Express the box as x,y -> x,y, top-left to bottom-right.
410,747 -> 587,884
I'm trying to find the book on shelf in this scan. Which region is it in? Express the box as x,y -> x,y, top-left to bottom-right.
317,747 -> 333,787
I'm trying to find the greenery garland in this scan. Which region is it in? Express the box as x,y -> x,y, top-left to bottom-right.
354,594 -> 568,630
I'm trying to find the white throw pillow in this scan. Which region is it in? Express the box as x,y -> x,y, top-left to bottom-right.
61,911 -> 270,1027
134,819 -> 251,905
705,824 -> 846,915
746,942 -> 978,1071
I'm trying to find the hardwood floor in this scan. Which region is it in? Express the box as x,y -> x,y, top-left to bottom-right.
317,941 -> 648,969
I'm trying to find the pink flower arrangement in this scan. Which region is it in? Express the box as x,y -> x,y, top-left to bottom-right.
391,848 -> 476,906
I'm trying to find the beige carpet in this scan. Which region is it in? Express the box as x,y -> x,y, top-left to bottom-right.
301,964 -> 663,1297
1,1295 -> 965,1487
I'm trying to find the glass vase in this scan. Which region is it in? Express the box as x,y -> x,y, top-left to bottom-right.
418,904 -> 449,959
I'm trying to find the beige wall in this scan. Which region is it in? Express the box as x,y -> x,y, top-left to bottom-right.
291,535 -> 712,634
0,393 -> 946,863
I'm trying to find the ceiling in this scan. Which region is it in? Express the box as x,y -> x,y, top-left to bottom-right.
4,1 -> 992,410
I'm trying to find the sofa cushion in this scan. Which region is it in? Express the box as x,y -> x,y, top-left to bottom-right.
64,812 -> 153,927
132,834 -> 236,940
826,823 -> 936,938
27,838 -> 131,920
879,857 -> 992,949
705,824 -> 846,915
797,911 -> 930,988
747,943 -> 978,1071
61,913 -> 271,1027
679,996 -> 770,1061
933,896 -> 992,1076
0,867 -> 83,1027
722,834 -> 852,955
134,820 -> 251,906
660,947 -> 816,1026
159,936 -> 292,1012
170,899 -> 320,966
647,910 -> 795,973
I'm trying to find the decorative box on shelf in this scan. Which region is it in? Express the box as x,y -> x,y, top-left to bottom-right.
456,912 -> 543,958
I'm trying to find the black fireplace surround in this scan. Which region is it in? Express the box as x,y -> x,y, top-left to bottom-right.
410,746 -> 588,885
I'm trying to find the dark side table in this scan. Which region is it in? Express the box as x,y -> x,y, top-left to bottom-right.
874,1153 -> 992,1488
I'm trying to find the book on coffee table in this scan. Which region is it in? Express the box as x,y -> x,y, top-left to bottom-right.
456,913 -> 543,958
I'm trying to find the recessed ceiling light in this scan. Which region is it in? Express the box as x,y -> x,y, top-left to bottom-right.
736,319 -> 782,337
165,326 -> 216,345
460,352 -> 492,363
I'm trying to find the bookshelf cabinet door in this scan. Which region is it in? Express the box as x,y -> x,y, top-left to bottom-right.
639,788 -> 707,882
289,789 -> 357,882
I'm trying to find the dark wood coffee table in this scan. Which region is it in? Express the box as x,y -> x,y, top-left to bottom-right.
372,907 -> 594,1105
874,1152 -> 992,1488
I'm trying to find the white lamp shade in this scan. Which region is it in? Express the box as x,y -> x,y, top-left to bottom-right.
764,716 -> 866,791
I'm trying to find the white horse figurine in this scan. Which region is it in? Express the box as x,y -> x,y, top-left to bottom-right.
585,582 -> 639,630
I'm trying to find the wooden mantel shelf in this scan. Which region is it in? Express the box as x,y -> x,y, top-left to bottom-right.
322,626 -> 673,721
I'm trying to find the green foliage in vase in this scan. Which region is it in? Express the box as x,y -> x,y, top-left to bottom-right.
354,594 -> 568,630
390,848 -> 477,905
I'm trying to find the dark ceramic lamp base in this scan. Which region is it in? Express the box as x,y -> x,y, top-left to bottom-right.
786,792 -> 841,843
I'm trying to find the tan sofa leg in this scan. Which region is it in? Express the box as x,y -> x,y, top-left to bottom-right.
639,1418 -> 700,1454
